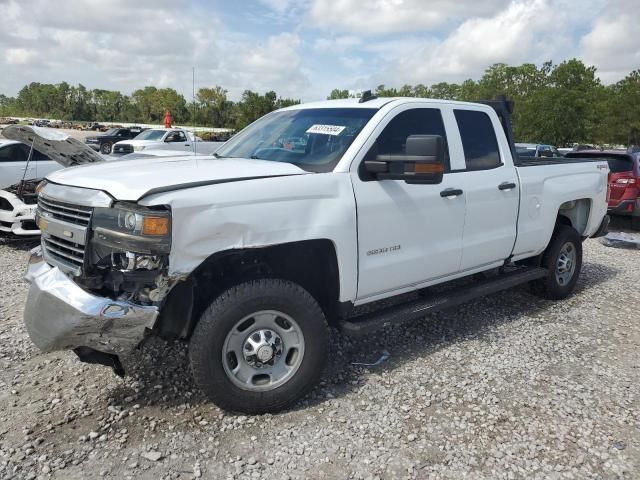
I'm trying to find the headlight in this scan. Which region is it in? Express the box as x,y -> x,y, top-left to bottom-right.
92,202 -> 171,254
133,145 -> 145,151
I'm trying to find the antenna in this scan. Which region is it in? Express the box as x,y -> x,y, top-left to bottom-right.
192,66 -> 197,156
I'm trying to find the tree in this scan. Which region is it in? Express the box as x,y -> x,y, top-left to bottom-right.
327,89 -> 350,100
196,86 -> 233,127
522,60 -> 601,145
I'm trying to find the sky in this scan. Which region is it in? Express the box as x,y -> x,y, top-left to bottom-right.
0,0 -> 637,101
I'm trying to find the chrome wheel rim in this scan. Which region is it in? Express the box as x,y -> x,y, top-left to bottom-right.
222,310 -> 305,392
555,242 -> 577,286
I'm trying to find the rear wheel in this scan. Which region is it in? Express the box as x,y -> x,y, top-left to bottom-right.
530,225 -> 582,299
189,279 -> 329,414
100,142 -> 112,154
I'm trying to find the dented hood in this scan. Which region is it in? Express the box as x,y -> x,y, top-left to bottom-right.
2,125 -> 105,167
46,155 -> 309,200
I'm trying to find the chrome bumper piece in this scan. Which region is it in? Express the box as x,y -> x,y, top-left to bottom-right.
24,247 -> 158,355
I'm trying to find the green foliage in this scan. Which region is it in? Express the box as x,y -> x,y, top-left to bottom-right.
3,60 -> 639,144
327,60 -> 640,146
0,82 -> 300,130
232,90 -> 299,130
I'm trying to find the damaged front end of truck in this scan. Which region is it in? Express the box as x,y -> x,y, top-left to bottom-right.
24,187 -> 180,376
2,125 -> 181,375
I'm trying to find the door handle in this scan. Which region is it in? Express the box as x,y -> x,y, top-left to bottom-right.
440,188 -> 463,198
498,182 -> 517,191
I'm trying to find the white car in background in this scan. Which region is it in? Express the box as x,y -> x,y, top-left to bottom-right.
111,128 -> 222,156
0,126 -> 103,235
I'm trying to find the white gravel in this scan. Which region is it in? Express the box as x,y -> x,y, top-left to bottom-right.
0,231 -> 638,479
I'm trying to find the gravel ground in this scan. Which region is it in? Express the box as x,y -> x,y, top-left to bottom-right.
0,229 -> 638,480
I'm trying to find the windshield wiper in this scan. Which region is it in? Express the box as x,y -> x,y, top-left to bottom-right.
250,155 -> 261,160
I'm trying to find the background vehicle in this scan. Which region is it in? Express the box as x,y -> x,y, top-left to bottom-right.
516,142 -> 561,158
566,150 -> 640,226
0,139 -> 60,235
0,139 -> 60,189
85,127 -> 146,154
112,127 -> 222,155
83,122 -> 106,131
23,97 -> 609,414
1,126 -> 104,235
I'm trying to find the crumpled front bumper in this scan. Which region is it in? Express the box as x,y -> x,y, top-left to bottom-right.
24,247 -> 159,356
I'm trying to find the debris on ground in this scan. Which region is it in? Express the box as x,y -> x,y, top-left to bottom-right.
600,231 -> 640,249
0,235 -> 638,479
351,350 -> 390,367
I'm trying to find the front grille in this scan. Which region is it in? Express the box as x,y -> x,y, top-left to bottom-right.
38,196 -> 93,275
42,236 -> 85,270
38,196 -> 92,226
113,144 -> 133,154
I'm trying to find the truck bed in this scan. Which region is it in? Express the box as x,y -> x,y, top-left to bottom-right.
515,156 -> 605,167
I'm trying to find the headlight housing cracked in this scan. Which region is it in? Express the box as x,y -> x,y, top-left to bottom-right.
92,202 -> 171,255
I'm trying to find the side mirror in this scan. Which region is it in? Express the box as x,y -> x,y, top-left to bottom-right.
364,135 -> 445,184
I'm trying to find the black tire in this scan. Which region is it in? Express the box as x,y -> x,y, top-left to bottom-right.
530,225 -> 582,300
189,279 -> 329,414
100,142 -> 112,154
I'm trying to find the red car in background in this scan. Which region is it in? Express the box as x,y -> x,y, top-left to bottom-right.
566,150 -> 640,224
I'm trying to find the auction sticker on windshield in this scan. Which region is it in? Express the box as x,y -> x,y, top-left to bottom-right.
306,124 -> 346,136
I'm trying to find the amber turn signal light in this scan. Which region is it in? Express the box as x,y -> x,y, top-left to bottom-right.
414,163 -> 444,174
142,217 -> 170,236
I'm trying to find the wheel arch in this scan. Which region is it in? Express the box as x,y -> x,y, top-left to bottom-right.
155,239 -> 341,340
557,198 -> 591,236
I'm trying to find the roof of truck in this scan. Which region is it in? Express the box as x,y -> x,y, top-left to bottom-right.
281,97 -> 489,111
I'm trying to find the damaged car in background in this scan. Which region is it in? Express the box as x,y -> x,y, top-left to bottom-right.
21,96 -> 610,415
0,127 -> 104,235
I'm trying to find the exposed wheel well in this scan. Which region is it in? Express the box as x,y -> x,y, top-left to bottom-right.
557,198 -> 591,235
156,239 -> 341,339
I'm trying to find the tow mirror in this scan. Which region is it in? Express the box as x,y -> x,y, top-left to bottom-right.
364,135 -> 445,184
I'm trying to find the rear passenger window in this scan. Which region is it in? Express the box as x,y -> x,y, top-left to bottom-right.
454,110 -> 501,170
375,108 -> 449,169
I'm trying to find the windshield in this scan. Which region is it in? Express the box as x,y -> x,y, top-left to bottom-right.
215,108 -> 377,173
104,128 -> 119,136
134,129 -> 166,141
602,156 -> 633,173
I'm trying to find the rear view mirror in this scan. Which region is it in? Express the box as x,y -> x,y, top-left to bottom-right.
364,135 -> 445,184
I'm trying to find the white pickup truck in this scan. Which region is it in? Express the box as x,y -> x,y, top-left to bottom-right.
23,96 -> 609,414
111,127 -> 222,156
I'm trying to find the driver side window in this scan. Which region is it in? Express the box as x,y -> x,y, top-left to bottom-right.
377,108 -> 449,168
360,108 -> 450,180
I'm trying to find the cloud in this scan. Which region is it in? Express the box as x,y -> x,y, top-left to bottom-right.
214,32 -> 309,99
313,35 -> 362,53
0,0 -> 310,99
580,0 -> 640,82
370,0 -> 573,86
309,0 -> 511,34
0,0 -> 636,103
5,48 -> 38,65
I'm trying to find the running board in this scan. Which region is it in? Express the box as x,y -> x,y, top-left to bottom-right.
339,267 -> 547,336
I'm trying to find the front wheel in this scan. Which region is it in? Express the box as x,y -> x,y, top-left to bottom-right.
100,142 -> 112,154
530,225 -> 582,300
189,279 -> 329,414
